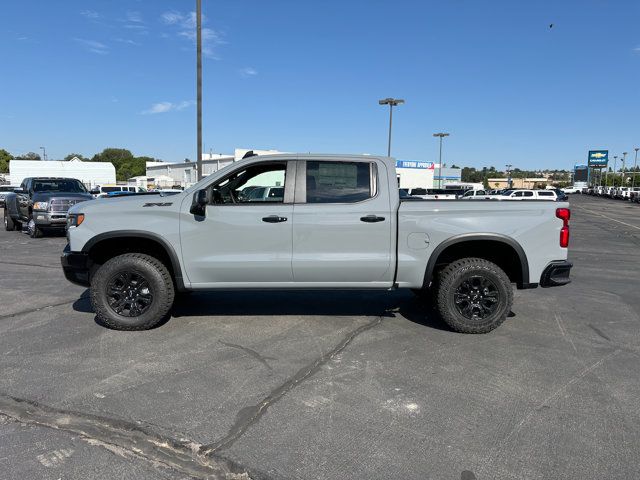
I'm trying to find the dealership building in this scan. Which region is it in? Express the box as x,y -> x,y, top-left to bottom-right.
395,160 -> 461,190
8,157 -> 116,188
144,148 -> 283,188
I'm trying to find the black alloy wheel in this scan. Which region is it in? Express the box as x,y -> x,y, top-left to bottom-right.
453,275 -> 500,321
106,271 -> 154,317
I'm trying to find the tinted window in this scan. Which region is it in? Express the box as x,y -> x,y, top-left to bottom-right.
477,190 -> 486,195
306,161 -> 372,203
410,188 -> 427,195
33,179 -> 87,193
513,191 -> 523,197
524,191 -> 534,197
538,191 -> 554,196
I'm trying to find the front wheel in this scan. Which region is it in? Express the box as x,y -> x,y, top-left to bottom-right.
90,253 -> 175,330
436,258 -> 513,334
27,218 -> 42,238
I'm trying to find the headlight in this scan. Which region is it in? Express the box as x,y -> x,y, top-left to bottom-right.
67,213 -> 85,228
33,201 -> 49,210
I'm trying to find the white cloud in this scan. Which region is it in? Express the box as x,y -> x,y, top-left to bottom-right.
74,38 -> 108,55
239,67 -> 257,77
634,46 -> 640,53
126,11 -> 143,23
161,10 -> 223,58
80,10 -> 99,19
141,100 -> 195,115
115,38 -> 141,46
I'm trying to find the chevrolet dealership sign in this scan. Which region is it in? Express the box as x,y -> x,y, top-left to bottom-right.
588,150 -> 608,168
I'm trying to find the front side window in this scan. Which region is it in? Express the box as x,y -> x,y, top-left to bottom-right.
306,161 -> 373,204
211,163 -> 286,204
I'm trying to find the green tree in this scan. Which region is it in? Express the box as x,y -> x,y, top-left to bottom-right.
91,148 -> 144,181
64,153 -> 88,161
0,149 -> 11,173
15,152 -> 41,160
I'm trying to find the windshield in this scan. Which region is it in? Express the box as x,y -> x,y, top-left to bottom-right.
33,179 -> 87,193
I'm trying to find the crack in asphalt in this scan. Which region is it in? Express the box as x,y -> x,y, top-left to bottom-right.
218,341 -> 276,371
0,260 -> 60,269
0,394 -> 253,480
201,315 -> 385,455
0,294 -> 88,321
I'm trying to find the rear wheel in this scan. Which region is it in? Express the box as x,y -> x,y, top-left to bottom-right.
91,253 -> 175,330
4,209 -> 16,231
436,257 -> 513,334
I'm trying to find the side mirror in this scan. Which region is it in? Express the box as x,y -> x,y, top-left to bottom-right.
190,188 -> 210,216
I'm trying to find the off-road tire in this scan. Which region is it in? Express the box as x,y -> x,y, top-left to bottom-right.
91,253 -> 175,330
436,257 -> 513,334
4,209 -> 16,231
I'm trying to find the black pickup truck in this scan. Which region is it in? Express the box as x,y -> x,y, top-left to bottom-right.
3,177 -> 93,238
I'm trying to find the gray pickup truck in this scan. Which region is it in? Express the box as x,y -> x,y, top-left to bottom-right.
4,177 -> 93,238
62,154 -> 572,333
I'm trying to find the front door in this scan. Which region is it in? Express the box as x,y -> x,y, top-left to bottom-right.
292,159 -> 394,286
180,161 -> 296,287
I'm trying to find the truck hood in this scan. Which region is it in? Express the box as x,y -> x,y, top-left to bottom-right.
68,192 -> 185,215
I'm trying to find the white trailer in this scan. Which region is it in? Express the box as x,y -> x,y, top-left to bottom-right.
9,158 -> 116,188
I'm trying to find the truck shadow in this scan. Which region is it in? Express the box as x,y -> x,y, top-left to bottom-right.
73,290 -> 452,332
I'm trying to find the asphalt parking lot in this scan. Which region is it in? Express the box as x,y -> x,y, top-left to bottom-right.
1,194 -> 639,480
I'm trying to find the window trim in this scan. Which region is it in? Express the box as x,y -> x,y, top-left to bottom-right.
206,160 -> 296,206
295,159 -> 379,205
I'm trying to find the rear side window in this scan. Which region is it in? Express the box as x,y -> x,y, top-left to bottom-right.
523,191 -> 534,197
538,191 -> 554,197
306,161 -> 374,203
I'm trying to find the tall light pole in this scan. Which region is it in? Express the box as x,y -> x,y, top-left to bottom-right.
622,151 -> 628,186
433,133 -> 450,188
633,148 -> 639,188
378,98 -> 404,157
39,146 -> 46,161
196,0 -> 203,181
505,164 -> 513,189
613,155 -> 618,187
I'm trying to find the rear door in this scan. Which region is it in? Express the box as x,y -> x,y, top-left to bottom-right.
291,158 -> 393,286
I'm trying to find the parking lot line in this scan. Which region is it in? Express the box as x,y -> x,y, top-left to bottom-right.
572,205 -> 640,231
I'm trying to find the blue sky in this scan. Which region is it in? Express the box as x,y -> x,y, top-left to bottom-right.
1,0 -> 639,170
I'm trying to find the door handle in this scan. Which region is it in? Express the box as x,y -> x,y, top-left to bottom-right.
262,215 -> 288,223
360,215 -> 385,223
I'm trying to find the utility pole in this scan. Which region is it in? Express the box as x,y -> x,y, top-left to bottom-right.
505,164 -> 513,189
622,152 -> 628,186
433,133 -> 450,188
633,148 -> 639,188
613,155 -> 618,187
39,146 -> 46,161
196,0 -> 203,181
378,98 -> 404,157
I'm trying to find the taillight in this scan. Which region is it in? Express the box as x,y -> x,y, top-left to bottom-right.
556,208 -> 570,247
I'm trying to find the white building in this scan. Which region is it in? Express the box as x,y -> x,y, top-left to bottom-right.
9,157 -> 116,188
395,160 -> 461,190
145,148 -> 284,188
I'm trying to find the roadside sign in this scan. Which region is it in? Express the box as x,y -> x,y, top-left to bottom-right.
588,150 -> 608,168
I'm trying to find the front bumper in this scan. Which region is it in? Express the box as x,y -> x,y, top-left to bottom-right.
540,261 -> 572,287
61,244 -> 91,287
34,211 -> 68,228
